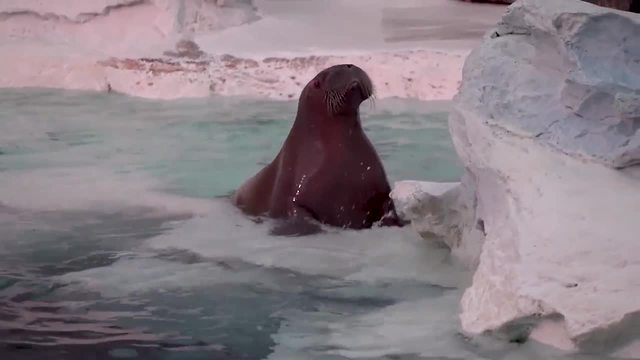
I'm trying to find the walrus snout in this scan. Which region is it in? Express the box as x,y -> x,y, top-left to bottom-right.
349,80 -> 369,101
312,64 -> 375,115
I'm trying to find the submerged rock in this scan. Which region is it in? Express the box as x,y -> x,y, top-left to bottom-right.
398,0 -> 640,356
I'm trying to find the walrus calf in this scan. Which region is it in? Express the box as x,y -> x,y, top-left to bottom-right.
232,64 -> 404,236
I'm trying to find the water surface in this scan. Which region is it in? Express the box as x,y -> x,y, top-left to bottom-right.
0,90 -> 607,359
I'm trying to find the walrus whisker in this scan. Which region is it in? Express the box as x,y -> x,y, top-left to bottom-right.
323,92 -> 330,113
323,75 -> 375,114
326,92 -> 334,114
367,94 -> 376,111
337,96 -> 346,113
325,91 -> 336,114
326,91 -> 333,113
326,90 -> 347,115
336,95 -> 345,113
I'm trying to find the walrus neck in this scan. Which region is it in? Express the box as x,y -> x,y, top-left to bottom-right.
294,109 -> 361,139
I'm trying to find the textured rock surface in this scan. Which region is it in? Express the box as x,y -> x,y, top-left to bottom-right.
584,0 -> 639,12
462,0 -> 640,13
0,46 -> 466,100
457,1 -> 640,169
447,0 -> 640,355
390,180 -> 484,269
0,0 -> 504,100
0,0 -> 259,57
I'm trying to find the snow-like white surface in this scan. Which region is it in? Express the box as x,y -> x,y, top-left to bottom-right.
0,0 -> 505,100
197,0 -> 503,57
390,180 -> 484,269
0,45 -> 467,100
0,0 -> 259,57
0,167 -> 213,216
439,0 -> 640,355
1,0 -> 142,20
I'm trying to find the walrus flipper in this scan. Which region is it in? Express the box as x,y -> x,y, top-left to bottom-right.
378,198 -> 409,228
269,207 -> 323,237
379,211 -> 409,227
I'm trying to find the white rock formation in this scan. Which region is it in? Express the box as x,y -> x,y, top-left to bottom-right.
390,180 -> 485,269
0,0 -> 505,100
0,0 -> 259,56
397,0 -> 640,355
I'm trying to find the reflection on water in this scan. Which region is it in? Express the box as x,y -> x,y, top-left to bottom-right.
0,207 -> 463,359
0,90 -> 608,359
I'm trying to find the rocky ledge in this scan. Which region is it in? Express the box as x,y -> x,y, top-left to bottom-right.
0,0 -> 470,101
392,0 -> 640,356
0,47 -> 463,101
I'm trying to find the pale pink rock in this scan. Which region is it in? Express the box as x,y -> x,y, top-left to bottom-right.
0,0 -> 503,100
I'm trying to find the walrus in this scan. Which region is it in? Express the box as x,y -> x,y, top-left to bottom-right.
232,64 -> 405,236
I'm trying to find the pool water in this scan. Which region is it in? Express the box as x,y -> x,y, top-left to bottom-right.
0,90 -> 608,359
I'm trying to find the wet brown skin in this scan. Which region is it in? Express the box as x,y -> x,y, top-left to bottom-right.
232,64 -> 405,236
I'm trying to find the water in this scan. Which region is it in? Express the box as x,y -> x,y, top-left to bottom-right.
0,90 -> 609,359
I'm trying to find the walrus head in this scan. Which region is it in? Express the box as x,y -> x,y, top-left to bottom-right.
300,64 -> 374,117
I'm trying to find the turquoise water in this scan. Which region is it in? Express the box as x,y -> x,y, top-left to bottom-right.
0,90 -> 607,359
0,90 -> 461,199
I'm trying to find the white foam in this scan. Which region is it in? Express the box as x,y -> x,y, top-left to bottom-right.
269,292 -> 485,360
326,293 -> 476,358
54,197 -> 475,357
60,257 -> 217,297
143,200 -> 469,287
0,167 -> 212,216
52,194 -> 469,300
58,257 -> 257,298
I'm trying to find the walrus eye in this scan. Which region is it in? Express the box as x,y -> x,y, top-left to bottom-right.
313,80 -> 320,88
